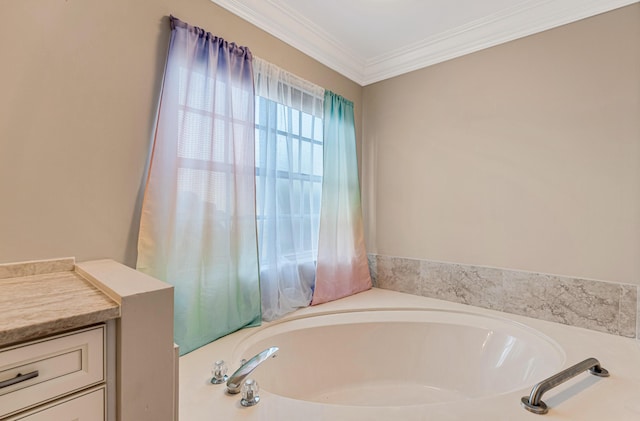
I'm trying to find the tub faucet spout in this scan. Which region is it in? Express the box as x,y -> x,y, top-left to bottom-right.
226,346 -> 279,394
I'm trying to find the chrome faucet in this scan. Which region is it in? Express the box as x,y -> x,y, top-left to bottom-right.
226,346 -> 279,394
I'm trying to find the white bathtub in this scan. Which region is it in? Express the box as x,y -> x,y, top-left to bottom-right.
179,288 -> 640,420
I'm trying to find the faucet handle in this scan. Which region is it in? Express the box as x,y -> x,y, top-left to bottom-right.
240,378 -> 260,407
211,360 -> 228,384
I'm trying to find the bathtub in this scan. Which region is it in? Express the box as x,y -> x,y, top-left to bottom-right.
179,288 -> 640,420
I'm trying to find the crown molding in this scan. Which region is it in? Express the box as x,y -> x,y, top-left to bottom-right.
210,0 -> 639,86
209,0 -> 366,83
362,0 -> 639,85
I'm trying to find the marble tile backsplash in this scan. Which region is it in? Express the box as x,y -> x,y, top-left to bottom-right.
370,254 -> 639,339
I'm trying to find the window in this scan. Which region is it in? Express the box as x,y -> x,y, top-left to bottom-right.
176,67 -> 254,217
254,95 -> 323,264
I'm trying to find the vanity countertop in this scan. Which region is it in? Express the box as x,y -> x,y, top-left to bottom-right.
0,257 -> 120,347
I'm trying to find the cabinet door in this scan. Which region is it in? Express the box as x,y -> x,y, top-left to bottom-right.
9,387 -> 104,421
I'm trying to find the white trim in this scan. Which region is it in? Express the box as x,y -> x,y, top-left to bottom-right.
210,0 -> 639,86
362,0 -> 639,85
209,0 -> 366,83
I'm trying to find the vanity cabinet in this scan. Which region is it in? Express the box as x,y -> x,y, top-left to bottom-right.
0,257 -> 176,421
0,325 -> 106,420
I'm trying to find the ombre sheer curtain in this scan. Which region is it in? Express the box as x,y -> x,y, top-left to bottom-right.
137,17 -> 261,355
312,91 -> 372,305
253,57 -> 325,320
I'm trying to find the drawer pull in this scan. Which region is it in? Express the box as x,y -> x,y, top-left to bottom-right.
0,370 -> 39,389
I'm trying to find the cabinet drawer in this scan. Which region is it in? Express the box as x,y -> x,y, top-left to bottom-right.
0,325 -> 105,418
6,386 -> 105,421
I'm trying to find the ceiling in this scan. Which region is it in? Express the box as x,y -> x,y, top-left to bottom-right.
210,0 -> 637,86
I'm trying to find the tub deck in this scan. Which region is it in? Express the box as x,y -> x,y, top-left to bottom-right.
179,288 -> 640,420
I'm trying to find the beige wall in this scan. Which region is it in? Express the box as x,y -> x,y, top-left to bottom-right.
3,0 -> 638,285
0,0 -> 362,267
363,4 -> 640,285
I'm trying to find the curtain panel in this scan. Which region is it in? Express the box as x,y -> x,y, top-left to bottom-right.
253,57 -> 325,320
137,16 -> 261,355
312,91 -> 372,305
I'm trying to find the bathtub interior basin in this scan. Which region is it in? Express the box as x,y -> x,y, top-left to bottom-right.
233,309 -> 565,406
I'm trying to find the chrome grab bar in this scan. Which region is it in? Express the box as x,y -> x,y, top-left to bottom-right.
226,346 -> 278,394
521,357 -> 609,414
